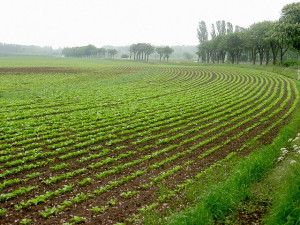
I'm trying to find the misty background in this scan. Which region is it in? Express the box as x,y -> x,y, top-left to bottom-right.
0,0 -> 297,60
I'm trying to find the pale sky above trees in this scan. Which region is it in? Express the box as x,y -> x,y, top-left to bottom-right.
0,0 -> 296,48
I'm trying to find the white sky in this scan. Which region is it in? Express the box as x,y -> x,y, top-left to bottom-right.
0,0 -> 297,48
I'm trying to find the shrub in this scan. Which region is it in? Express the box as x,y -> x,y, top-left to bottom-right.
283,59 -> 300,67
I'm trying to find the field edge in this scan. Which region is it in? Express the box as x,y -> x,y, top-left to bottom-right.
143,95 -> 300,225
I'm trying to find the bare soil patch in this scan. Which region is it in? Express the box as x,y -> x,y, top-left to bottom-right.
0,67 -> 89,74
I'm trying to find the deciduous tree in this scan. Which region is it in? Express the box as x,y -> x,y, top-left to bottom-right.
163,46 -> 174,62
279,2 -> 300,51
156,47 -> 164,61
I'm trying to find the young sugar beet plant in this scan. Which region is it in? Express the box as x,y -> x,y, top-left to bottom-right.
0,209 -> 7,219
90,198 -> 117,214
120,190 -> 139,199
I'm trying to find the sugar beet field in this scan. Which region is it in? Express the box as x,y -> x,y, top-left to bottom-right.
0,59 -> 299,224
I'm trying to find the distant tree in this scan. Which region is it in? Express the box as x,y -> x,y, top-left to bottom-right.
144,44 -> 155,61
136,43 -> 144,60
137,43 -> 147,60
216,20 -> 226,35
62,47 -> 72,57
210,37 -> 219,63
267,24 -> 281,65
246,28 -> 259,65
163,46 -> 174,61
129,43 -> 154,61
271,22 -> 291,65
210,24 -> 217,61
249,21 -> 272,65
226,22 -> 234,34
107,49 -> 117,58
213,21 -> 235,63
85,44 -> 97,57
211,24 -> 217,39
199,41 -> 214,63
129,44 -> 138,60
216,34 -> 227,63
156,47 -> 164,61
97,48 -> 107,58
225,32 -> 245,64
197,21 -> 208,43
197,21 -> 209,63
197,43 -> 206,63
62,45 -> 104,58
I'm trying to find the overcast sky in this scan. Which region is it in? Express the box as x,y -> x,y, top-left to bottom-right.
0,0 -> 296,48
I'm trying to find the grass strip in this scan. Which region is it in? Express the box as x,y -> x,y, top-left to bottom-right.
263,138 -> 300,224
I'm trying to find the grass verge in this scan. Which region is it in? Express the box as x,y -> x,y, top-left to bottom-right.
217,132 -> 300,225
263,136 -> 300,225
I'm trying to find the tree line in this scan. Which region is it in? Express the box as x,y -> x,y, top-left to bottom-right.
0,43 -> 59,55
197,2 -> 299,65
62,45 -> 117,58
62,43 -> 175,62
129,43 -> 174,61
